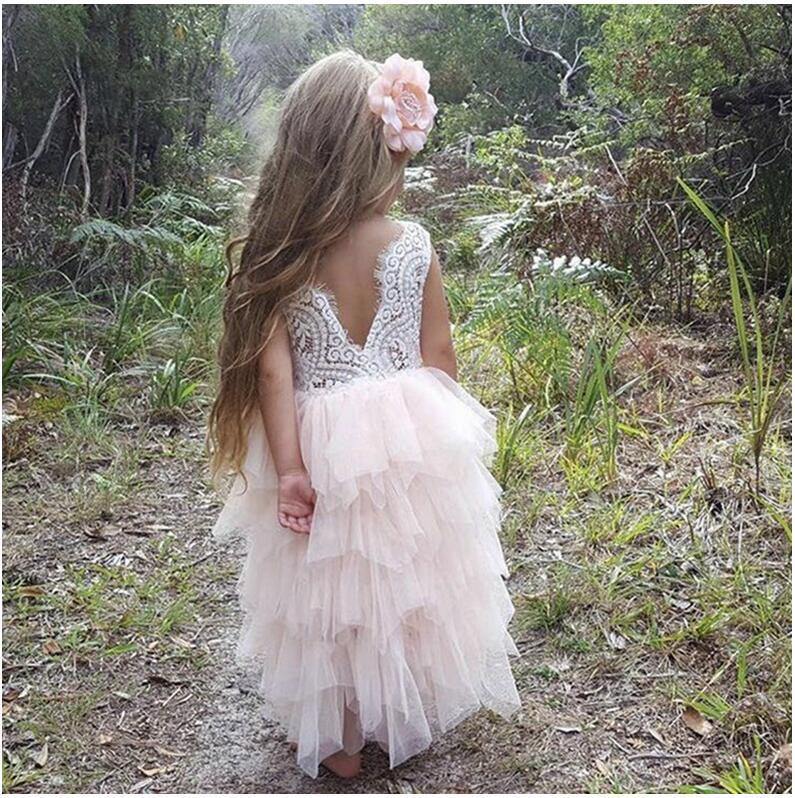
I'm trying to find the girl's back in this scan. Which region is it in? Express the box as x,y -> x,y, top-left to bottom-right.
314,217 -> 405,348
283,217 -> 432,393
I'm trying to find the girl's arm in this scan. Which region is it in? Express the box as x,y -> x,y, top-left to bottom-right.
420,247 -> 458,381
257,315 -> 315,533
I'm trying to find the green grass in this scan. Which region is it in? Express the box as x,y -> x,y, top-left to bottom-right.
4,527 -> 207,670
682,737 -> 766,793
516,576 -> 579,632
4,217 -> 226,449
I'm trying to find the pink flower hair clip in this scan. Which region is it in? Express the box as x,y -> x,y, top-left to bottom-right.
367,54 -> 438,155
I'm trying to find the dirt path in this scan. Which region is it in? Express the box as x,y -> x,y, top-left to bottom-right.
3,324 -> 791,793
3,415 -> 676,794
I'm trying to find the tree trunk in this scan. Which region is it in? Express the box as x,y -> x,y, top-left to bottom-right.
3,123 -> 18,171
97,136 -> 113,217
188,5 -> 229,148
2,5 -> 21,169
2,6 -> 20,111
117,4 -> 134,215
69,54 -> 91,221
20,89 -> 69,199
125,95 -> 139,215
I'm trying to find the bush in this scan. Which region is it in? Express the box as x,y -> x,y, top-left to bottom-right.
157,117 -> 250,192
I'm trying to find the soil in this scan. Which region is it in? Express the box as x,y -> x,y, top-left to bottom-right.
2,325 -> 791,794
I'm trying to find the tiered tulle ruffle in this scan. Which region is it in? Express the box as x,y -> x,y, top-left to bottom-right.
213,367 -> 520,777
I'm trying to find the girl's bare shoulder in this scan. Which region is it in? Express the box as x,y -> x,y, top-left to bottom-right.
346,215 -> 405,251
322,216 -> 405,269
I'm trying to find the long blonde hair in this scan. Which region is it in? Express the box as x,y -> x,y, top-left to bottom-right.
208,51 -> 407,479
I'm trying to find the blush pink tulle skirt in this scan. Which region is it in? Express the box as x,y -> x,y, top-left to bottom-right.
213,367 -> 520,777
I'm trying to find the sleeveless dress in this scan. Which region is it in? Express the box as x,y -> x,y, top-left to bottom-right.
213,220 -> 520,777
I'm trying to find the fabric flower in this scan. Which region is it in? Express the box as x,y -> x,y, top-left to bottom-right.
367,54 -> 437,154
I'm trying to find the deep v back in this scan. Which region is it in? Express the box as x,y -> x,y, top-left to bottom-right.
312,224 -> 408,352
283,220 -> 431,393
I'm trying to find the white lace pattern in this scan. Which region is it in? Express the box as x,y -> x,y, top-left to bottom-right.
284,221 -> 431,393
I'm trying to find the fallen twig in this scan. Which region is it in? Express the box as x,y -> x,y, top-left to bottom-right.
627,750 -> 720,762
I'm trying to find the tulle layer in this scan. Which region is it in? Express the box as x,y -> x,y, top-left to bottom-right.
213,367 -> 520,777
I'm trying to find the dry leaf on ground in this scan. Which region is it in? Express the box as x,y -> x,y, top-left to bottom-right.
555,722 -> 583,734
31,742 -> 48,767
682,706 -> 712,737
17,585 -> 45,597
138,763 -> 168,777
607,631 -> 628,650
646,727 -> 667,746
154,746 -> 185,758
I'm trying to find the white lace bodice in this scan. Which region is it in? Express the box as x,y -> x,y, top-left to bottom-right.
284,221 -> 431,393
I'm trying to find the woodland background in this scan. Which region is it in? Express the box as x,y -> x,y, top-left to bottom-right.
2,4 -> 792,794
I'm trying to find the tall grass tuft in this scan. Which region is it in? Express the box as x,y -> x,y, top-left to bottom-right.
679,178 -> 792,494
564,335 -> 623,482
149,355 -> 200,417
682,737 -> 766,794
495,403 -> 536,485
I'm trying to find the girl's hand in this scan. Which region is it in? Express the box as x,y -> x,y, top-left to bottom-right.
277,469 -> 315,534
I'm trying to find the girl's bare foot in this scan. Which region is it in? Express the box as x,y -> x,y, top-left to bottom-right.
288,743 -> 361,778
321,750 -> 361,779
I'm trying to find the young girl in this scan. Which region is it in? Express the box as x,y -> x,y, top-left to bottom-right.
210,51 -> 520,780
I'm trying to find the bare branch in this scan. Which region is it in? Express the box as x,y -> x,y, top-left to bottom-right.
500,4 -> 586,103
19,90 -> 72,197
65,53 -> 91,221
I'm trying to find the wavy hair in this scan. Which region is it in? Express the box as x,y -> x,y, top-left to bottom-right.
208,51 -> 407,479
